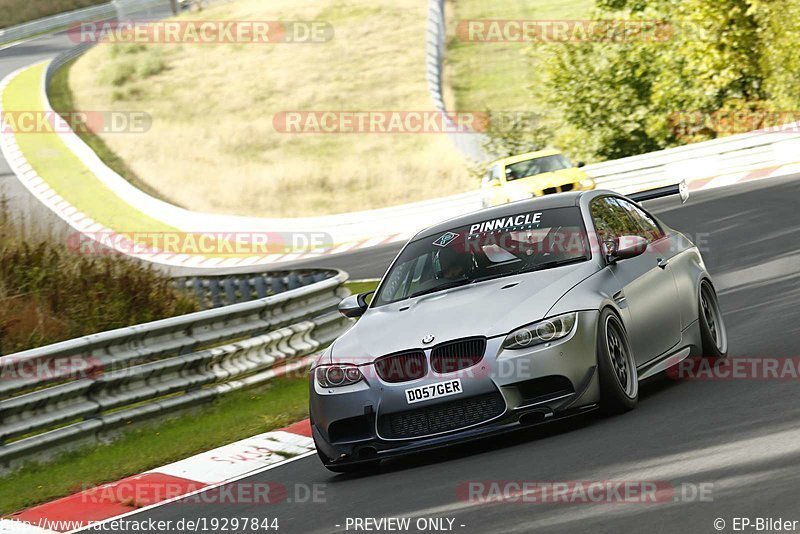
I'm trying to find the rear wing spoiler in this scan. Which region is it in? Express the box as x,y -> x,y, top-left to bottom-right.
628,180 -> 689,204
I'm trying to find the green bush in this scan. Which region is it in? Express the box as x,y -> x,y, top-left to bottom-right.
537,0 -> 800,161
101,45 -> 171,88
138,52 -> 167,78
481,111 -> 553,160
109,43 -> 148,59
102,59 -> 136,87
0,213 -> 198,355
0,0 -> 107,29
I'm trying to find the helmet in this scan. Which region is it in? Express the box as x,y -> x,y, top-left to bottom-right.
436,246 -> 473,278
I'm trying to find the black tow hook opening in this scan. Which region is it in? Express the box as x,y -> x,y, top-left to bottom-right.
356,446 -> 378,460
518,410 -> 551,426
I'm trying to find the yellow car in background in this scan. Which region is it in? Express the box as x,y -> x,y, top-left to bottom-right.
480,149 -> 595,208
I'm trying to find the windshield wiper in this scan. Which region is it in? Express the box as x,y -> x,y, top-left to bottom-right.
406,258 -> 587,300
409,278 -> 471,299
463,257 -> 586,286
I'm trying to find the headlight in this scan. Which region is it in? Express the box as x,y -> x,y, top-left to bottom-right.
315,364 -> 363,388
502,313 -> 578,350
579,179 -> 595,189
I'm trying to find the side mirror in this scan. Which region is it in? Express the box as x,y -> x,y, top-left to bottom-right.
607,235 -> 648,263
338,291 -> 374,318
577,161 -> 586,168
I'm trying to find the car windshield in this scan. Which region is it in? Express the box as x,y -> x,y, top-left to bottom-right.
373,207 -> 590,306
506,154 -> 572,181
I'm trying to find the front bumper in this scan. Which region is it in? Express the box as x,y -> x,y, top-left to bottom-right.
310,310 -> 602,467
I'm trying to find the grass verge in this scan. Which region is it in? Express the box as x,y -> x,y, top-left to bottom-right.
0,376 -> 310,515
48,58 -> 182,206
344,279 -> 379,295
5,63 -> 330,256
0,208 -> 197,354
2,63 -> 176,233
447,0 -> 593,114
66,0 -> 470,217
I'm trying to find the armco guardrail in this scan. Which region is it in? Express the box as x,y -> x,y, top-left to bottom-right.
179,269 -> 339,310
0,0 -> 165,47
0,270 -> 351,468
44,42 -> 92,87
426,0 -> 489,162
587,128 -> 800,193
0,4 -> 114,47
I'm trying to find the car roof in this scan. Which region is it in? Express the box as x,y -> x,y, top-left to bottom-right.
414,192 -> 585,240
490,149 -> 562,167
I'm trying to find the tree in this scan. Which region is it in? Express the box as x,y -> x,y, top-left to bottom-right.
480,110 -> 552,159
537,17 -> 663,159
538,0 -> 800,160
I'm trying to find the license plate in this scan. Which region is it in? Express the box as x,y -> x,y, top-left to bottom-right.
405,379 -> 463,404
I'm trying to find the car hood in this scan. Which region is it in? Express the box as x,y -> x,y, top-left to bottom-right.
328,261 -> 598,364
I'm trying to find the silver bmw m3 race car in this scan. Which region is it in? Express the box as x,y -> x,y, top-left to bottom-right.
310,185 -> 728,472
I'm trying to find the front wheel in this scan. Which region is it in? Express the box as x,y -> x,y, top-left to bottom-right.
699,280 -> 727,358
597,309 -> 638,414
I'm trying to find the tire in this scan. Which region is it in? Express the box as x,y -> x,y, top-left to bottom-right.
597,309 -> 638,414
699,280 -> 728,359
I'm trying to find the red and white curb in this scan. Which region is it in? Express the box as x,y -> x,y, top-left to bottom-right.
1,420 -> 315,533
687,163 -> 800,192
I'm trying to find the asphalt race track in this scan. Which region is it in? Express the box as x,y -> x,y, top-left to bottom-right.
0,33 -> 81,236
5,21 -> 800,534
86,174 -> 800,533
